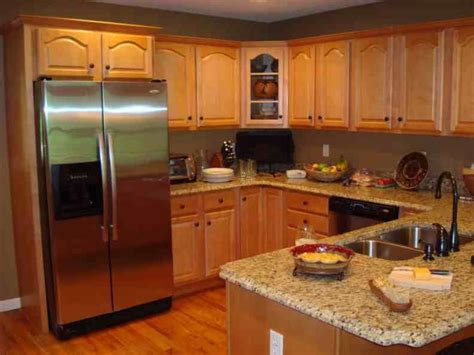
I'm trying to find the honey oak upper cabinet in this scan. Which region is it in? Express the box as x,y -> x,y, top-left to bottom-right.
450,26 -> 474,135
243,46 -> 287,127
315,41 -> 351,130
196,45 -> 240,127
154,42 -> 196,129
394,31 -> 443,134
102,33 -> 154,80
36,28 -> 101,80
288,45 -> 315,127
351,36 -> 394,131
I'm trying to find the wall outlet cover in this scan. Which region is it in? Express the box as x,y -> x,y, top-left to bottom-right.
323,144 -> 330,157
270,329 -> 283,355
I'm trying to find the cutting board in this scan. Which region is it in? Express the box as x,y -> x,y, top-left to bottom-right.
388,270 -> 453,291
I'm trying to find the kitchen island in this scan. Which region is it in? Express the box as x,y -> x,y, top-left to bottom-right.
218,180 -> 474,354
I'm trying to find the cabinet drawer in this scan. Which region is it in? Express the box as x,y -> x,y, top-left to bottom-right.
286,191 -> 329,215
287,209 -> 329,235
203,190 -> 235,212
171,194 -> 200,217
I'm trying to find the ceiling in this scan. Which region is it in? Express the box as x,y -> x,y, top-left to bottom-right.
91,0 -> 382,23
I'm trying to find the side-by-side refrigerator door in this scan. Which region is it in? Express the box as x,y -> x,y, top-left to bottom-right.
38,81 -> 113,325
102,82 -> 172,310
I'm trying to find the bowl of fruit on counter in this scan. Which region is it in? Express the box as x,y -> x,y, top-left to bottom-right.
305,156 -> 350,182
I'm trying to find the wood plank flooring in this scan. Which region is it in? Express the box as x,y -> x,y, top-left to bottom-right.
0,287 -> 227,354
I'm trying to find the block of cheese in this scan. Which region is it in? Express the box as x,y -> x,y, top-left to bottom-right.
389,269 -> 453,291
413,267 -> 432,280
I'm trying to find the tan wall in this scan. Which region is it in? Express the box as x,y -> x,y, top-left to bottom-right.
0,36 -> 18,301
268,0 -> 474,40
292,130 -> 474,178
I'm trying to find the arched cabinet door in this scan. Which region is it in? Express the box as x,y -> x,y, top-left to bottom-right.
288,45 -> 315,128
315,40 -> 351,130
154,42 -> 196,129
102,33 -> 154,80
196,45 -> 240,127
395,31 -> 443,134
450,26 -> 474,136
352,36 -> 394,131
36,28 -> 101,79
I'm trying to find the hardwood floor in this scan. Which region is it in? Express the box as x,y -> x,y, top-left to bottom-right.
0,287 -> 227,354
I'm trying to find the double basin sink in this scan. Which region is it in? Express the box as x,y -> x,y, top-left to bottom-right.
345,226 -> 473,260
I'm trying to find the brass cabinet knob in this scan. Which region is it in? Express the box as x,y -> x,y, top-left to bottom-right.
218,198 -> 224,203
207,221 -> 211,226
188,116 -> 192,121
242,197 -> 247,202
384,116 -> 390,122
105,65 -> 111,70
194,222 -> 199,227
89,63 -> 95,69
199,116 -> 204,120
397,117 -> 403,122
308,115 -> 312,120
318,115 -> 323,120
179,204 -> 185,209
303,201 -> 308,206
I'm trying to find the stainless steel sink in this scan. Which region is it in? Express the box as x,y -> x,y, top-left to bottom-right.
345,240 -> 424,261
376,226 -> 473,250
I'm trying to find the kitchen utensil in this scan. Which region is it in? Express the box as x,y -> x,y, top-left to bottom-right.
394,152 -> 429,190
463,167 -> 474,196
221,140 -> 236,168
388,268 -> 453,290
368,280 -> 412,312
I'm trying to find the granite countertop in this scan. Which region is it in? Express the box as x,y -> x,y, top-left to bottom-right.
188,176 -> 474,347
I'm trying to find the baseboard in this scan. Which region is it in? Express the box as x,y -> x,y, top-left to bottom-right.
0,297 -> 21,312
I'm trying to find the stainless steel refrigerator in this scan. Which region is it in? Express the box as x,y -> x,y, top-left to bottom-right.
35,80 -> 173,338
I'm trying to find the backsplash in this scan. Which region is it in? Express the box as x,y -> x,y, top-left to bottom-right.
169,129 -> 474,194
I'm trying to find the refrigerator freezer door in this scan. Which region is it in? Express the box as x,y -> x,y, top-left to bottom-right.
38,81 -> 113,324
103,82 -> 173,310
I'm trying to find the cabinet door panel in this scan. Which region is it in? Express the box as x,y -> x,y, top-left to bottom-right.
196,46 -> 240,127
263,188 -> 284,252
451,26 -> 474,135
205,209 -> 236,277
171,215 -> 204,284
397,32 -> 443,133
316,41 -> 350,129
288,46 -> 315,127
36,28 -> 101,79
102,33 -> 153,79
352,36 -> 393,130
240,187 -> 263,258
155,42 -> 196,129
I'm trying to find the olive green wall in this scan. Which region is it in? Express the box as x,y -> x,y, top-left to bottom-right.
268,0 -> 474,39
1,0 -> 474,302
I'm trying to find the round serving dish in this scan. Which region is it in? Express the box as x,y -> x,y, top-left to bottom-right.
290,244 -> 354,278
304,166 -> 349,182
394,152 -> 428,190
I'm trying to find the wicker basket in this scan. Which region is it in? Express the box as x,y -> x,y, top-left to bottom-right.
305,166 -> 349,182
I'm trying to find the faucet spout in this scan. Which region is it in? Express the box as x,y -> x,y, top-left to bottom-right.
434,171 -> 460,252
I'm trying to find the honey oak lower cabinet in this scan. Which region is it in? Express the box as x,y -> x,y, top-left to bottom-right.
288,45 -> 315,127
204,209 -> 236,277
196,45 -> 240,127
394,31 -> 444,134
352,36 -> 394,131
239,187 -> 264,258
154,42 -> 196,129
450,26 -> 474,135
171,214 -> 204,285
36,28 -> 101,80
263,188 -> 284,252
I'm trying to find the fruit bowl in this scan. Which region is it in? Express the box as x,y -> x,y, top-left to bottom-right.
305,165 -> 349,182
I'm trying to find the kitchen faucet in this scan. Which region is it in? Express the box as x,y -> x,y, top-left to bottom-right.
435,171 -> 460,252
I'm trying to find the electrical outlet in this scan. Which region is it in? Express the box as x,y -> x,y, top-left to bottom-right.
323,144 -> 330,157
270,329 -> 283,355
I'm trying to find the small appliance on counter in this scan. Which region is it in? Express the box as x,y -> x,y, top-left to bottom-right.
236,130 -> 294,174
169,153 -> 196,184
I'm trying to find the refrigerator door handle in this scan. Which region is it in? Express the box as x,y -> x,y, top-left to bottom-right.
107,132 -> 119,241
98,132 -> 109,243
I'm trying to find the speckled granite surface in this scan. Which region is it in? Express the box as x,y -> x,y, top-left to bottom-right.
181,176 -> 474,347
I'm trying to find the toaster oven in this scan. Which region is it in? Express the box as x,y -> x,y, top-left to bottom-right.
169,154 -> 196,184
